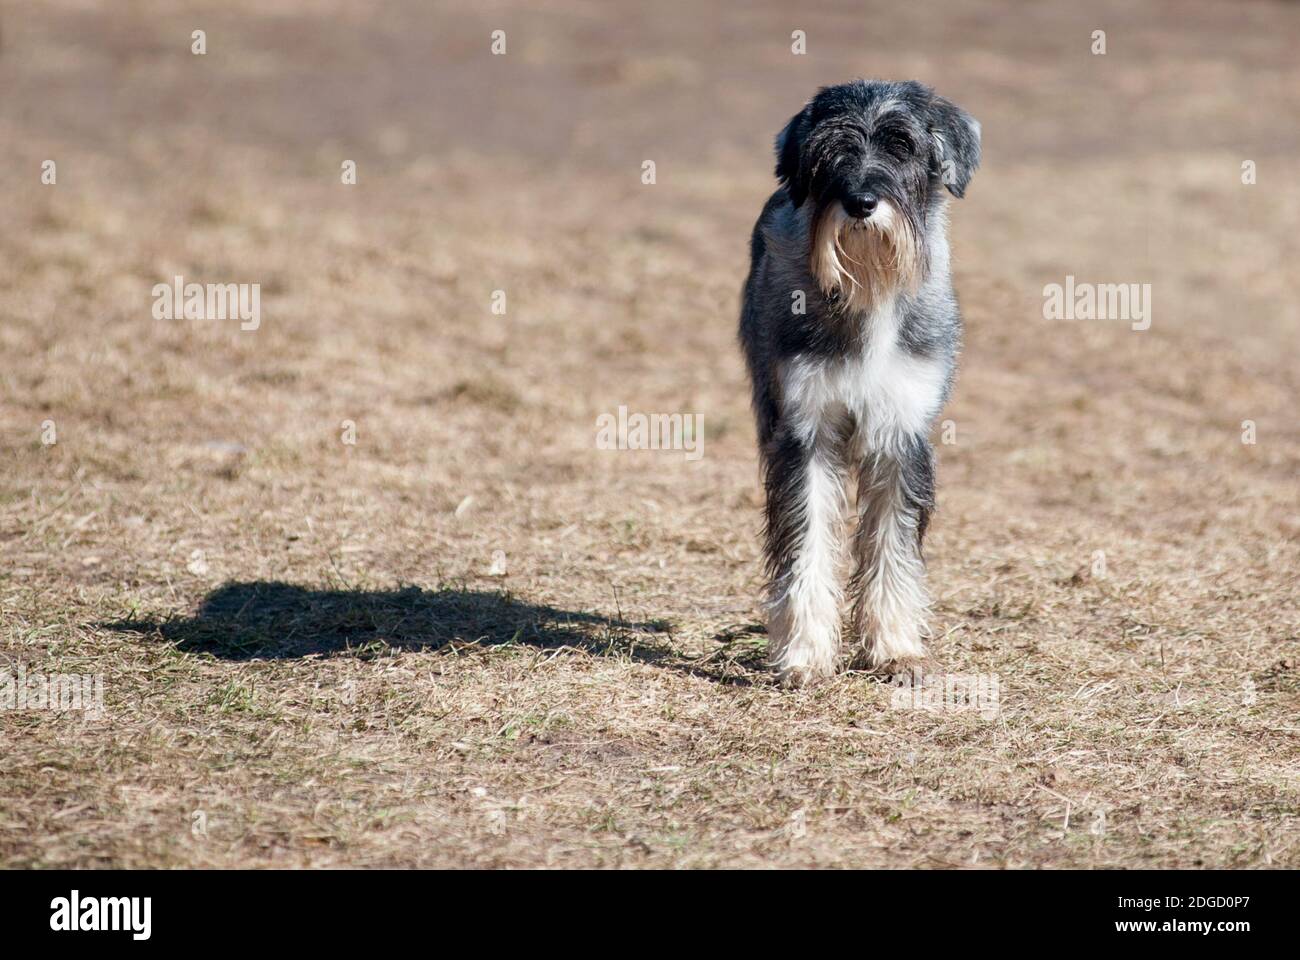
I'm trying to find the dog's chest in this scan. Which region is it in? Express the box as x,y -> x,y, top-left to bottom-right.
781,301 -> 946,450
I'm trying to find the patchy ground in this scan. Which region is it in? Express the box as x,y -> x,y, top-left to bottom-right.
0,0 -> 1296,868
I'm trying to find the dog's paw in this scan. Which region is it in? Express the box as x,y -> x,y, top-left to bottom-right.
849,608 -> 929,668
848,636 -> 927,674
866,655 -> 930,679
770,636 -> 839,688
775,660 -> 836,688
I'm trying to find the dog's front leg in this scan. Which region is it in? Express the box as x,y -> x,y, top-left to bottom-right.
763,424 -> 846,686
848,437 -> 935,669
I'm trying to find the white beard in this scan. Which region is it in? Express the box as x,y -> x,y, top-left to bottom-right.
809,199 -> 921,313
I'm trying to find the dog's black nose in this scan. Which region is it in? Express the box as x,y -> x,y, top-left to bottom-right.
843,193 -> 878,219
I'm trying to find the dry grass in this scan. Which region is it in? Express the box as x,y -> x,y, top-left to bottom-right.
0,0 -> 1296,868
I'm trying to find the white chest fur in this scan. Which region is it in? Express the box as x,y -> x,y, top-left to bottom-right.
779,298 -> 947,457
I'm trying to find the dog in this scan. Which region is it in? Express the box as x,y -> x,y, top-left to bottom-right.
738,79 -> 980,686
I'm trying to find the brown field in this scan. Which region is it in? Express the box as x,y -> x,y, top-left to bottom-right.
1,0 -> 1296,868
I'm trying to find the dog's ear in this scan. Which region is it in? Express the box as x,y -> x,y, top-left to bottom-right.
928,95 -> 981,198
775,106 -> 812,207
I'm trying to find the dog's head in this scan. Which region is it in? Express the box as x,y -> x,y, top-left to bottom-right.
775,79 -> 980,308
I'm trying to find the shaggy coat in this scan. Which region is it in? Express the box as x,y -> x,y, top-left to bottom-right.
739,79 -> 981,685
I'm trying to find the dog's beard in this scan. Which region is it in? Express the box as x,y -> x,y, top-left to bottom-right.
809,200 -> 922,312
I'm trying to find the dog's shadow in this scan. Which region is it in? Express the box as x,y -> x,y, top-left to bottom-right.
105,581 -> 766,682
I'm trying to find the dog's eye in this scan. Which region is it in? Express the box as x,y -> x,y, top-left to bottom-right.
880,132 -> 915,157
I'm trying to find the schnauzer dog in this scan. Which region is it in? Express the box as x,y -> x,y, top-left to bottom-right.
739,79 -> 980,686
